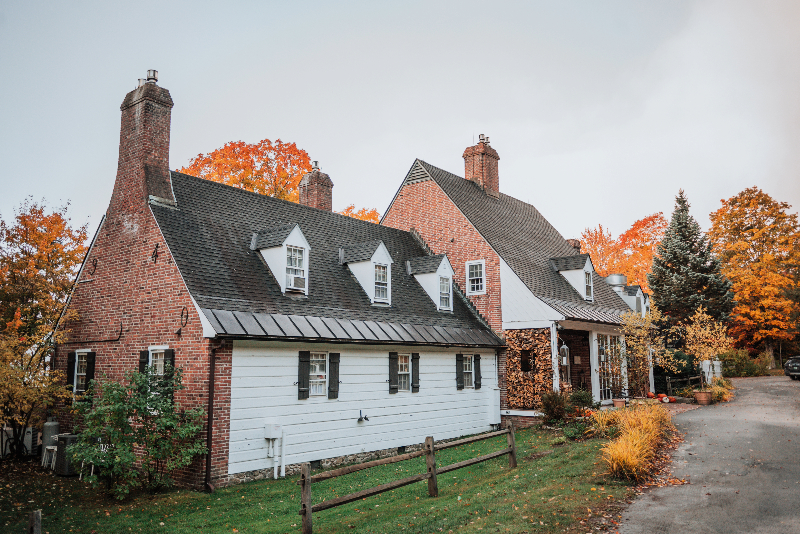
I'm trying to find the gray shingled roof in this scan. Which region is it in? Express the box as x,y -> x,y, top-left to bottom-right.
340,241 -> 383,264
549,254 -> 590,272
151,172 -> 501,347
407,255 -> 445,274
250,223 -> 297,250
397,160 -> 630,325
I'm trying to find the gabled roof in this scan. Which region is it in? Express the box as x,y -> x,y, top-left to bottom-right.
550,254 -> 590,272
151,172 -> 501,347
407,255 -> 446,274
340,240 -> 384,264
391,160 -> 630,324
250,223 -> 297,250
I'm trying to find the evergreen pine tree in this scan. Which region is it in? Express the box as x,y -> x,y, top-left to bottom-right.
648,190 -> 734,332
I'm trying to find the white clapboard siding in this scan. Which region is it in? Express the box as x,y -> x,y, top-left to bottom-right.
228,340 -> 497,475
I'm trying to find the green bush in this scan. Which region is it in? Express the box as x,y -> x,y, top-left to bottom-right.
541,391 -> 568,422
69,365 -> 207,499
720,349 -> 769,377
562,421 -> 589,441
569,388 -> 597,410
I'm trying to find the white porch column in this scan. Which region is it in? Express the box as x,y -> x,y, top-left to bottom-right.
589,330 -> 601,403
550,323 -> 560,391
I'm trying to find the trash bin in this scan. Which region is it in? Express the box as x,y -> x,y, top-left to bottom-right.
54,433 -> 78,476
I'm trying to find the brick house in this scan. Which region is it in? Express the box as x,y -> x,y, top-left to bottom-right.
54,73 -> 502,489
382,135 -> 650,423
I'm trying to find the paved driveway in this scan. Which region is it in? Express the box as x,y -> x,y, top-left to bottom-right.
619,376 -> 800,534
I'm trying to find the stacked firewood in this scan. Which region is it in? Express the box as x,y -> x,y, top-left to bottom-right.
505,328 -> 552,409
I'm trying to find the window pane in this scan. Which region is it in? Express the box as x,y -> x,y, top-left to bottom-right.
310,353 -> 327,396
464,372 -> 473,388
398,354 -> 411,391
375,265 -> 387,282
398,374 -> 410,391
76,353 -> 87,392
287,247 -> 305,280
151,351 -> 165,376
468,263 -> 484,292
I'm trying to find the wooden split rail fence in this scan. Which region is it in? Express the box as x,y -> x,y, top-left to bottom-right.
666,375 -> 702,397
298,426 -> 517,534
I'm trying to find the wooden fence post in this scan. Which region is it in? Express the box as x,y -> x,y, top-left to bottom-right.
300,463 -> 313,534
28,509 -> 41,534
507,425 -> 517,469
424,436 -> 438,497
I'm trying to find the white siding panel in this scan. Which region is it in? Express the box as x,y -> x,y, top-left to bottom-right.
499,257 -> 562,328
228,341 -> 497,475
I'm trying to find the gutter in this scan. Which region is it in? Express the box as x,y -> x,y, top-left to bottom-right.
204,344 -> 219,492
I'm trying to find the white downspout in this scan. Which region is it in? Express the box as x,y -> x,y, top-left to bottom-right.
280,429 -> 287,478
550,323 -> 560,391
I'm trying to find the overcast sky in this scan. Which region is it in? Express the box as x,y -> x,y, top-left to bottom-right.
1,1 -> 798,241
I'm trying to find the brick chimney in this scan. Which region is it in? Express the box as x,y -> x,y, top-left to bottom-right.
298,161 -> 333,211
463,134 -> 500,198
109,70 -> 174,216
566,239 -> 581,253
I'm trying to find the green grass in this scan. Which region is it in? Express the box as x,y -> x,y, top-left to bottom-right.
1,428 -> 630,533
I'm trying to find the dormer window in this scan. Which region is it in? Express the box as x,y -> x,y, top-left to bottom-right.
439,276 -> 451,310
251,223 -> 311,296
407,254 -> 455,312
375,264 -> 389,302
585,272 -> 593,300
286,246 -> 306,290
340,241 -> 394,305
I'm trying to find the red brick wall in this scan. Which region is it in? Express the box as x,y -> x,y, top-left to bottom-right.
383,179 -> 503,333
53,81 -> 231,489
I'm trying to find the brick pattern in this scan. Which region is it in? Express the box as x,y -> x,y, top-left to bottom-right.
298,169 -> 333,211
501,415 -> 542,429
383,180 -> 503,334
53,83 -> 231,490
462,141 -> 499,198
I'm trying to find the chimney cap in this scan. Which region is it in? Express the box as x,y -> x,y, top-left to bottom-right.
312,160 -> 319,171
146,70 -> 158,84
137,78 -> 146,88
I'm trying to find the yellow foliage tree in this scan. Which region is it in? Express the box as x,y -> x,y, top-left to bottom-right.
620,306 -> 682,397
708,187 -> 800,353
681,307 -> 733,388
0,200 -> 87,455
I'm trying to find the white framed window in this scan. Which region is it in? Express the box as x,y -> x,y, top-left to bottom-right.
286,246 -> 306,289
585,271 -> 593,300
398,354 -> 411,391
439,276 -> 451,310
75,352 -> 88,393
374,264 -> 389,302
148,345 -> 169,376
463,354 -> 474,388
466,260 -> 486,295
309,352 -> 328,396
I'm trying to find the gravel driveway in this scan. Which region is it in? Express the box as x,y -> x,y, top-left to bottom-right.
619,376 -> 800,534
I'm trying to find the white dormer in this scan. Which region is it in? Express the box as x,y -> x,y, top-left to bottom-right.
407,255 -> 455,311
340,241 -> 394,305
550,254 -> 595,301
251,223 -> 311,296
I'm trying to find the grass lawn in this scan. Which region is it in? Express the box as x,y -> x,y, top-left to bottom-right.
1,428 -> 631,533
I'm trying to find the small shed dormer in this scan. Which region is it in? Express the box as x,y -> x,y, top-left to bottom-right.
251,223 -> 311,295
339,241 -> 394,305
550,253 -> 595,301
407,254 -> 455,311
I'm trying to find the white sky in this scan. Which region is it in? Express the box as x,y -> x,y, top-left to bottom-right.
1,0 -> 798,240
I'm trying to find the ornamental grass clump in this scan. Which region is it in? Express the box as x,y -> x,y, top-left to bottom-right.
598,404 -> 674,481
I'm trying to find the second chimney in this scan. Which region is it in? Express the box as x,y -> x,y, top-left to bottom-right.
463,134 -> 500,198
298,161 -> 333,211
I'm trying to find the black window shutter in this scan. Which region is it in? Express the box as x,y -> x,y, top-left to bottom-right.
474,354 -> 482,389
163,349 -> 176,401
388,352 -> 399,394
456,354 -> 464,390
298,351 -> 310,400
328,353 -> 340,399
411,353 -> 420,393
139,350 -> 150,374
66,352 -> 76,399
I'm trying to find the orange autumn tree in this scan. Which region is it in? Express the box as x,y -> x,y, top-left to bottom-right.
179,139 -> 312,202
337,204 -> 380,224
708,187 -> 800,354
180,139 -> 380,222
0,200 -> 88,456
581,213 -> 667,292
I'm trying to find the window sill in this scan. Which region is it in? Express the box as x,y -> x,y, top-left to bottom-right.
372,302 -> 391,307
467,291 -> 487,296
